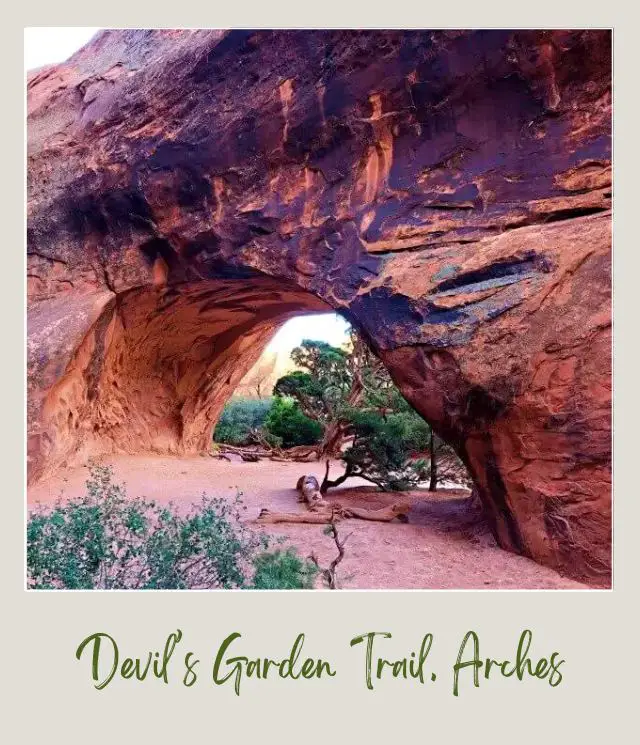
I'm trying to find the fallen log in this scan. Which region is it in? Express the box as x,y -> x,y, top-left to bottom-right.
213,442 -> 320,463
269,445 -> 320,462
346,502 -> 411,523
256,473 -> 412,524
256,509 -> 339,524
255,501 -> 411,525
269,453 -> 318,463
212,444 -> 271,461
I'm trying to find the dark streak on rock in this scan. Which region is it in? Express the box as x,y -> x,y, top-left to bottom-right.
434,254 -> 545,293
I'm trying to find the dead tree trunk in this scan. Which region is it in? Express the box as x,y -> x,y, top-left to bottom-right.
318,421 -> 347,459
320,460 -> 354,493
309,514 -> 352,589
256,501 -> 411,524
317,369 -> 364,458
429,430 -> 438,492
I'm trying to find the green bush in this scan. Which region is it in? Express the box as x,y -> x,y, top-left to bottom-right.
394,410 -> 432,452
263,396 -> 324,448
340,409 -> 429,491
213,397 -> 273,445
252,548 -> 317,589
27,464 -> 317,590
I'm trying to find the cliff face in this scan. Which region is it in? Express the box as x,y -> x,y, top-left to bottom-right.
27,30 -> 611,582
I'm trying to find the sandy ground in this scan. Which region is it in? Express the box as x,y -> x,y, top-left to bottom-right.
28,454 -> 587,590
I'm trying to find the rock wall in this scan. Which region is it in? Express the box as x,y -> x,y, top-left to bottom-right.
27,30 -> 611,583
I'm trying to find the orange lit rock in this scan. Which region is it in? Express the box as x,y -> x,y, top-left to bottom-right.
27,30 -> 611,583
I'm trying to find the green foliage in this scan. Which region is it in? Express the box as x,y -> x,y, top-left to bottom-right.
27,464 -> 316,590
263,396 -> 323,447
343,408 -> 429,491
273,371 -> 324,416
273,334 -> 439,489
274,340 -> 352,424
275,332 -> 469,491
291,340 -> 350,385
400,411 -> 432,452
252,548 -> 317,589
213,397 -> 273,445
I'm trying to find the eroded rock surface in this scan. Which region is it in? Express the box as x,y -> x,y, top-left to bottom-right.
27,30 -> 611,582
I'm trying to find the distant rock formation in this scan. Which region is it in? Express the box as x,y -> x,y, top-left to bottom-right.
27,30 -> 611,583
234,345 -> 297,399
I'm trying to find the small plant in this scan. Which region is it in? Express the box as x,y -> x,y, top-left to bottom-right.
252,548 -> 317,589
27,464 -> 316,590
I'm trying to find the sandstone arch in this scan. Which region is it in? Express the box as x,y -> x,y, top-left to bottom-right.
27,30 -> 611,582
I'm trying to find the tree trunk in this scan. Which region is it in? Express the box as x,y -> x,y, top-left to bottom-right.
429,430 -> 438,492
320,460 -> 353,493
317,381 -> 362,458
319,420 -> 346,458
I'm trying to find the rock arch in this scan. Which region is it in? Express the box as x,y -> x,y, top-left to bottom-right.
27,29 -> 611,582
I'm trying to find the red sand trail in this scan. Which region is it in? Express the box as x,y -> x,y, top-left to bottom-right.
28,455 -> 586,590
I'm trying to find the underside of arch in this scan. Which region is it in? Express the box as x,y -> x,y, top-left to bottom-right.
31,276 -> 332,480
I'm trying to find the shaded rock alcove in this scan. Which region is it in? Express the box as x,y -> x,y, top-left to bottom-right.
27,29 -> 611,583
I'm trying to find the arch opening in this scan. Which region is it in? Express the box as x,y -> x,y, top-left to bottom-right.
35,277 -> 339,480
36,278 -> 476,495
222,311 -> 473,491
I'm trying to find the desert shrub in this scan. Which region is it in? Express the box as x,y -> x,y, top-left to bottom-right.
397,410 -> 432,452
213,397 -> 273,445
341,409 -> 428,491
252,548 -> 317,589
263,396 -> 323,448
27,464 -> 316,590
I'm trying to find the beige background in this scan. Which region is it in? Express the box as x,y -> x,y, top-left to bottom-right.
4,4 -> 637,742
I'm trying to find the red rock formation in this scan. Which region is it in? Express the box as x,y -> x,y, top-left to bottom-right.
27,30 -> 611,583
